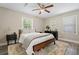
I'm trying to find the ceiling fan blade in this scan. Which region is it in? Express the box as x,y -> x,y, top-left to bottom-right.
41,4 -> 45,7
45,5 -> 54,8
24,3 -> 28,7
37,3 -> 42,8
32,9 -> 40,11
45,10 -> 50,13
39,11 -> 41,14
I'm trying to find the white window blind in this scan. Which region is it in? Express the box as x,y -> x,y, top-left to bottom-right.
63,15 -> 77,34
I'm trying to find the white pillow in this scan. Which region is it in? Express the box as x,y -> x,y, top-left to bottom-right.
22,28 -> 35,34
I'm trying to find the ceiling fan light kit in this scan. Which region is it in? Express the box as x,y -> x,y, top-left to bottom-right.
32,3 -> 54,14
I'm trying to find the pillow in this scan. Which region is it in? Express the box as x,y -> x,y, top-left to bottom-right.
22,28 -> 35,34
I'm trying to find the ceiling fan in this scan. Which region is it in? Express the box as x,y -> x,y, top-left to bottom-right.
24,3 -> 28,7
32,3 -> 54,14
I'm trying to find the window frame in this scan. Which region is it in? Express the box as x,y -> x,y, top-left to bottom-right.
21,16 -> 33,30
63,15 -> 77,34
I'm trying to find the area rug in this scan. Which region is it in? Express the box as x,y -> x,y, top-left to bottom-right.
0,40 -> 79,55
35,41 -> 69,55
8,43 -> 27,55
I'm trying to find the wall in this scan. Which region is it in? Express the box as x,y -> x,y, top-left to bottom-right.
0,6 -> 79,44
0,7 -> 44,44
44,10 -> 79,43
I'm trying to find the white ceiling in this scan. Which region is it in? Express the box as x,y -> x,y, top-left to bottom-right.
0,3 -> 79,18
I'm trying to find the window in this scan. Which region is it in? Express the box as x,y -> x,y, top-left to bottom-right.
22,17 -> 33,29
63,15 -> 77,34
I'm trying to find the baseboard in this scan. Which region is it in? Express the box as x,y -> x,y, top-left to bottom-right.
0,43 -> 7,46
0,40 -> 19,46
59,38 -> 79,44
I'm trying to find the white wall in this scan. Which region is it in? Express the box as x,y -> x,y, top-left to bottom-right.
0,7 -> 44,44
44,10 -> 79,42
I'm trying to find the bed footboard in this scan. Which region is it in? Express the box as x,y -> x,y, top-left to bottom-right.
33,38 -> 55,52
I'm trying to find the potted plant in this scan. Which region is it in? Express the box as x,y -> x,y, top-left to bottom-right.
46,25 -> 50,31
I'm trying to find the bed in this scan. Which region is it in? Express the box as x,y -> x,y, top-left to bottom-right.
19,31 -> 55,55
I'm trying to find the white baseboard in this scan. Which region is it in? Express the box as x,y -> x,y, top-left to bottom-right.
0,43 -> 7,46
59,38 -> 79,44
0,40 -> 18,46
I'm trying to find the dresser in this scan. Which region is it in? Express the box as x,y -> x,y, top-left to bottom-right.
45,31 -> 58,40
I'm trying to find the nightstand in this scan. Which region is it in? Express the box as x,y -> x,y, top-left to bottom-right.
6,32 -> 17,45
45,31 -> 58,40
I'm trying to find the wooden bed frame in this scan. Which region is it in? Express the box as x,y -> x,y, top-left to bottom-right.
33,38 -> 55,52
18,30 -> 56,53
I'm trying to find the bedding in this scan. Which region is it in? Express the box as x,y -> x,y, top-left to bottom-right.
19,32 -> 54,55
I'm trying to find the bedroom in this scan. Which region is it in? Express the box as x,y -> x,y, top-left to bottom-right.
0,3 -> 79,55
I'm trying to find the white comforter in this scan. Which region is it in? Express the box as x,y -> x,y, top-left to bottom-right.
19,32 -> 54,55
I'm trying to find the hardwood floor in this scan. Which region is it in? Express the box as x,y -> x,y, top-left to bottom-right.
0,45 -> 8,55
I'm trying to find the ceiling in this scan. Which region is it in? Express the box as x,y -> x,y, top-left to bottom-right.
0,3 -> 79,18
